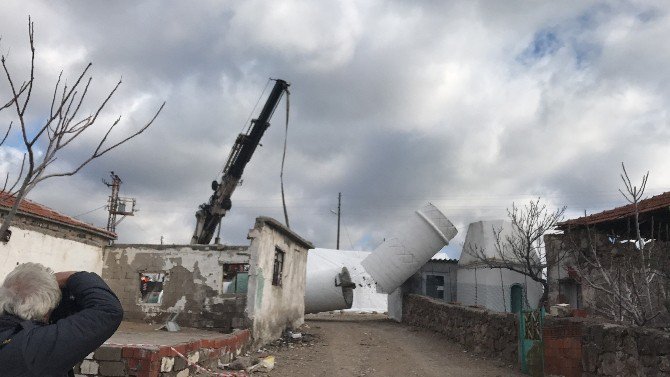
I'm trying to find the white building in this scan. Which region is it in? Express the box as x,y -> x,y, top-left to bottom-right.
457,220 -> 544,312
0,192 -> 115,279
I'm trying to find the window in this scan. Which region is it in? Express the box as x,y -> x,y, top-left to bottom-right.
222,263 -> 249,294
425,274 -> 445,299
139,272 -> 166,304
272,248 -> 285,286
559,279 -> 582,309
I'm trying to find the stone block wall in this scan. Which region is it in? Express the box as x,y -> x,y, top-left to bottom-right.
402,293 -> 518,364
74,329 -> 250,377
544,316 -> 670,377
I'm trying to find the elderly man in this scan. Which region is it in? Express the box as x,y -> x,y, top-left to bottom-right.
0,263 -> 123,376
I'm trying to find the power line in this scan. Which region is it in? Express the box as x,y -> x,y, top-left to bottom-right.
73,205 -> 106,219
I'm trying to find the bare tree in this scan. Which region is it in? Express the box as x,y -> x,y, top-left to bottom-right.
0,18 -> 165,241
565,163 -> 668,326
466,198 -> 567,307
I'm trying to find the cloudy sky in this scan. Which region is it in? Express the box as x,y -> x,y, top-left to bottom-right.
1,1 -> 669,258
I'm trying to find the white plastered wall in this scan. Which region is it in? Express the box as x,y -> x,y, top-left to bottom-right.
245,220 -> 309,346
457,220 -> 544,312
0,227 -> 103,279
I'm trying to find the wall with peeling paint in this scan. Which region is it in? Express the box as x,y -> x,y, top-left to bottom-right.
102,244 -> 251,332
101,216 -> 313,347
245,217 -> 312,347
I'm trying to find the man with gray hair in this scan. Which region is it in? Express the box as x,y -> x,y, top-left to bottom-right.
0,263 -> 123,376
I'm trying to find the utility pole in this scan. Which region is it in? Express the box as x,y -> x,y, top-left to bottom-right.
103,171 -> 137,236
337,192 -> 341,250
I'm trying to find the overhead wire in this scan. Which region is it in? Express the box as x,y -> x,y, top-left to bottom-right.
72,205 -> 106,219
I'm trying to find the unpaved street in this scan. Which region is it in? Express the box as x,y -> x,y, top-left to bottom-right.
263,313 -> 523,377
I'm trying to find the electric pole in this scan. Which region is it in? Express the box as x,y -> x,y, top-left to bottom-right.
337,192 -> 341,250
103,171 -> 137,235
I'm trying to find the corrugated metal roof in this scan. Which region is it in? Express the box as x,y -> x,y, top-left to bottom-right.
558,191 -> 670,228
0,191 -> 116,239
430,253 -> 458,263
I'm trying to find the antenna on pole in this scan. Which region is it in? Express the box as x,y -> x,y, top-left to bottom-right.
103,171 -> 137,237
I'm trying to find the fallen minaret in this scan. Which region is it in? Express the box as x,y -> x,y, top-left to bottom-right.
304,203 -> 457,314
361,203 -> 458,293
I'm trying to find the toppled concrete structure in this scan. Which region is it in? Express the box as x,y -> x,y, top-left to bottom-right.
103,216 -> 312,347
362,203 -> 458,294
305,249 -> 386,313
305,203 -> 457,314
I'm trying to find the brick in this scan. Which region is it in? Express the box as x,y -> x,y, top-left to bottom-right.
98,361 -> 126,376
123,346 -> 137,358
95,346 -> 123,361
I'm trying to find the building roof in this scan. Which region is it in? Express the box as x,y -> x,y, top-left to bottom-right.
0,192 -> 116,239
557,191 -> 670,239
255,216 -> 314,250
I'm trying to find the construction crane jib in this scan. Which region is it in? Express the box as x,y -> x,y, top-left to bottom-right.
191,79 -> 290,245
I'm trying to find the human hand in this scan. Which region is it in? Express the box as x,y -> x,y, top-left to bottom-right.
54,271 -> 77,288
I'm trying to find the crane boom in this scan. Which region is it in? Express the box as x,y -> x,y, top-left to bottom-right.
191,79 -> 290,244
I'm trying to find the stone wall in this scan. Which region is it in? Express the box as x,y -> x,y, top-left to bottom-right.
544,316 -> 670,377
402,293 -> 518,364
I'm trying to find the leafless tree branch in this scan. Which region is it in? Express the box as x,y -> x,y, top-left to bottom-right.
0,17 -> 165,242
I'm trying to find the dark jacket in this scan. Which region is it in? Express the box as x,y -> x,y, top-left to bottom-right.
0,272 -> 123,377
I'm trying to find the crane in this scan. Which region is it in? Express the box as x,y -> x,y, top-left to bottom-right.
191,79 -> 290,244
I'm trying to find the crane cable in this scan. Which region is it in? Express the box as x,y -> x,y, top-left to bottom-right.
280,87 -> 290,228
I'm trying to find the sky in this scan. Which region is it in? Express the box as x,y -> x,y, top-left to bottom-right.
0,1 -> 669,258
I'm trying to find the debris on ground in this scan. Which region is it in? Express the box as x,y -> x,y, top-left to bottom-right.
248,356 -> 275,373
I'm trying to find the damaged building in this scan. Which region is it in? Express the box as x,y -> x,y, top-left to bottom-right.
0,192 -> 313,350
104,216 -> 313,346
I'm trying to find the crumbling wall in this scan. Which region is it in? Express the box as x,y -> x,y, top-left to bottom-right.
402,293 -> 518,364
103,244 -> 250,332
246,217 -> 311,347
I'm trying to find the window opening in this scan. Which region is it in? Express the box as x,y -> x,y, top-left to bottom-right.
139,272 -> 165,304
222,263 -> 250,294
425,274 -> 445,299
272,248 -> 285,286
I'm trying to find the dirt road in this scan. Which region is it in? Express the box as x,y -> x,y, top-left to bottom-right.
262,313 -> 523,377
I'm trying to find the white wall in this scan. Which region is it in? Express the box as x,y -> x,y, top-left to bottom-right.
456,267 -> 544,312
0,227 -> 103,280
246,220 -> 309,346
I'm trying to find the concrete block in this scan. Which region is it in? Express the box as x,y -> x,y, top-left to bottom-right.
79,360 -> 99,375
161,357 -> 175,372
95,346 -> 122,361
176,369 -> 190,377
173,355 -> 187,371
187,351 -> 199,364
98,361 -> 126,376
